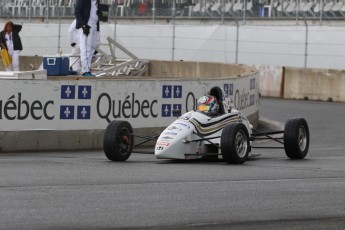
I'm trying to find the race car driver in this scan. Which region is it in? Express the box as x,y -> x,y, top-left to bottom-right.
197,95 -> 220,116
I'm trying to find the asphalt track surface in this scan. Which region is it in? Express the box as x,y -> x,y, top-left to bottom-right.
0,98 -> 345,230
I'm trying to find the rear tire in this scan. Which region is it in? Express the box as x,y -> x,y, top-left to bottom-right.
221,123 -> 250,164
103,120 -> 134,161
284,118 -> 309,159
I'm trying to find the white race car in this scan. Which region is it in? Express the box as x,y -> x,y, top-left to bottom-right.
103,87 -> 309,164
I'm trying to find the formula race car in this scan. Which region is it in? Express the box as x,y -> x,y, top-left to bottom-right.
103,87 -> 309,164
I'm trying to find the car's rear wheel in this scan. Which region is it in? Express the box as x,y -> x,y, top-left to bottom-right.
103,120 -> 134,161
221,123 -> 250,164
284,118 -> 309,159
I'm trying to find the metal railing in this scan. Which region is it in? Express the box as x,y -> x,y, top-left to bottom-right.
0,0 -> 344,23
92,36 -> 149,77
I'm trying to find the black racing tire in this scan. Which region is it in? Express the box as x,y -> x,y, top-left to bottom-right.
103,120 -> 134,161
221,123 -> 250,164
284,118 -> 310,159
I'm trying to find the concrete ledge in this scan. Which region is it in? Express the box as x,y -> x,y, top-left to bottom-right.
0,130 -> 104,152
0,70 -> 47,79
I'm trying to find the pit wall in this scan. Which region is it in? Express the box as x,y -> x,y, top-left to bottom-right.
258,65 -> 345,102
0,58 -> 259,152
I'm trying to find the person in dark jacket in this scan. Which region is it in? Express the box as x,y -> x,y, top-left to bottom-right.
74,0 -> 100,77
0,21 -> 23,71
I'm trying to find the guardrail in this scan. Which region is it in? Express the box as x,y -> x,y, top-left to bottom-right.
0,0 -> 344,23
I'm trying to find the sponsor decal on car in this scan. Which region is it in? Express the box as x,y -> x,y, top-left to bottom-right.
156,141 -> 171,147
156,146 -> 164,151
167,126 -> 182,131
174,121 -> 191,129
163,131 -> 178,136
159,136 -> 174,140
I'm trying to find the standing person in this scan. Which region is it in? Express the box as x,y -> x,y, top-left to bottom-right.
75,0 -> 100,77
68,19 -> 81,71
0,21 -> 23,71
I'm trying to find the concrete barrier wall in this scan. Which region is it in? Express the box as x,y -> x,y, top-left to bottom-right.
259,66 -> 345,102
0,59 -> 259,152
284,68 -> 345,102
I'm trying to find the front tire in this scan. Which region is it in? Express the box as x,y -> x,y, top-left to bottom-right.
103,120 -> 134,161
221,123 -> 250,164
284,118 -> 309,159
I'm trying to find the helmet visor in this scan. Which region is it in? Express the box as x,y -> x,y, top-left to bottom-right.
198,105 -> 210,112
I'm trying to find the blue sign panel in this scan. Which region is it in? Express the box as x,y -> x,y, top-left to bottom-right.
162,104 -> 172,117
61,85 -> 75,99
60,106 -> 75,119
229,84 -> 233,96
172,104 -> 182,116
223,84 -> 229,97
77,106 -> 91,119
78,86 -> 92,99
162,85 -> 172,98
173,85 -> 182,98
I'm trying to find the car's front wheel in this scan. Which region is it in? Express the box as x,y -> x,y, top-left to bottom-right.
284,118 -> 309,159
103,120 -> 134,161
221,123 -> 250,164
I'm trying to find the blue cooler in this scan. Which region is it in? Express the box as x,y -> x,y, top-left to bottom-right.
43,56 -> 70,76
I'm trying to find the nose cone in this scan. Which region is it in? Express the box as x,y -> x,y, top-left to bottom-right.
155,143 -> 183,159
155,137 -> 186,159
154,121 -> 193,159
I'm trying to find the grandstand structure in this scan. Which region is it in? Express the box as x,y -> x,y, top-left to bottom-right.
0,0 -> 344,21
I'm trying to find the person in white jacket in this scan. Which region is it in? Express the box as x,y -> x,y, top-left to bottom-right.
74,0 -> 100,77
68,19 -> 101,73
68,19 -> 81,71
